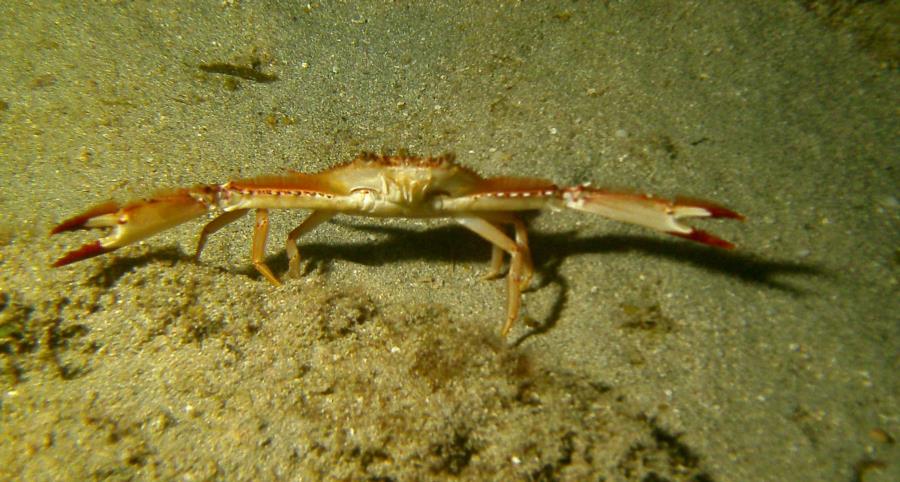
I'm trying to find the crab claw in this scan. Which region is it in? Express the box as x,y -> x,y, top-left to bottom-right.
51,187 -> 216,267
562,186 -> 744,249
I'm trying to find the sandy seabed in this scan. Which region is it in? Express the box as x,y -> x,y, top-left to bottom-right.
1,2 -> 897,481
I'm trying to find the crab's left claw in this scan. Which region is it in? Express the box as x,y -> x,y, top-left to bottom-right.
562,186 -> 744,249
51,187 -> 216,267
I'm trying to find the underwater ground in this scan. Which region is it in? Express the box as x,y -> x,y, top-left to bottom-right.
1,1 -> 897,480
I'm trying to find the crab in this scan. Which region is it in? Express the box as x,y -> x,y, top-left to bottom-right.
51,152 -> 743,336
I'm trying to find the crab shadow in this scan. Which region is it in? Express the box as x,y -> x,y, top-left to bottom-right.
280,221 -> 821,338
297,221 -> 819,290
88,220 -> 821,337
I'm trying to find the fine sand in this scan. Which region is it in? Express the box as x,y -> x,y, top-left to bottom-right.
1,2 -> 897,480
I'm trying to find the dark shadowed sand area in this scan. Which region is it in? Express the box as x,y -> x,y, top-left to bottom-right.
1,2 -> 897,480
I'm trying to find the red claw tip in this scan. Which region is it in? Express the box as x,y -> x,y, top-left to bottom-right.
675,197 -> 745,221
705,205 -> 744,221
50,201 -> 120,235
668,229 -> 736,250
52,241 -> 112,267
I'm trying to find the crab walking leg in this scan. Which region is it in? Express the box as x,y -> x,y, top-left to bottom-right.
194,209 -> 249,260
482,217 -> 535,289
510,217 -> 534,289
251,209 -> 281,286
285,210 -> 336,277
485,244 -> 505,280
456,216 -> 526,336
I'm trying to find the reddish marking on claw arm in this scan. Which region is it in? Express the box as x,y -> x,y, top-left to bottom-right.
50,201 -> 120,235
469,177 -> 558,196
52,241 -> 113,267
230,174 -> 334,194
668,230 -> 736,249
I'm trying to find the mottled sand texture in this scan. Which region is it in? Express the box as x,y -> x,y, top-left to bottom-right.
1,2 -> 897,480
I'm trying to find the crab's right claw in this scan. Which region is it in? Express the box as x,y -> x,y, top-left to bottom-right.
663,196 -> 745,248
563,187 -> 744,249
50,201 -> 122,266
51,188 -> 214,267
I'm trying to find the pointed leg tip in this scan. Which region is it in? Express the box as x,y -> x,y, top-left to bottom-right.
287,257 -> 303,279
500,317 -> 516,337
518,273 -> 533,290
262,273 -> 284,286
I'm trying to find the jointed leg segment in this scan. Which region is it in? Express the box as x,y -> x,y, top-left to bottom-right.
195,209 -> 249,260
482,218 -> 534,289
251,209 -> 281,286
456,216 -> 531,336
510,217 -> 534,289
286,210 -> 335,277
194,208 -> 337,287
193,208 -> 284,286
